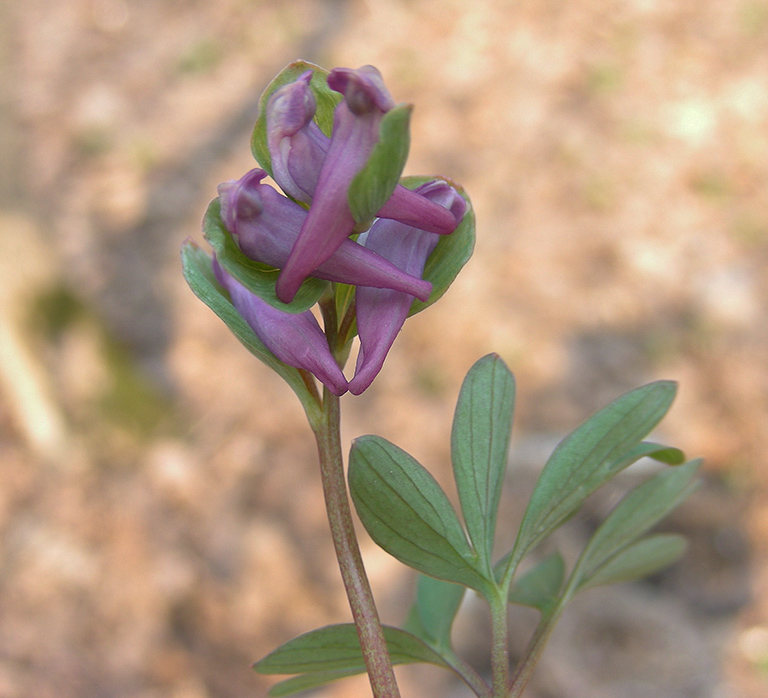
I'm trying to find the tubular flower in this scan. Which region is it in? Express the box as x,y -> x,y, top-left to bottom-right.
266,70 -> 461,236
349,180 -> 467,395
266,71 -> 329,204
217,169 -> 432,301
276,66 -> 395,303
212,257 -> 349,396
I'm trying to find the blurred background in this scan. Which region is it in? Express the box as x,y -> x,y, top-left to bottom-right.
1,0 -> 767,696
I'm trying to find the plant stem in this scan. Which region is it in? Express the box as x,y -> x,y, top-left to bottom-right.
489,591 -> 510,698
312,389 -> 401,698
506,607 -> 563,698
442,647 -> 493,698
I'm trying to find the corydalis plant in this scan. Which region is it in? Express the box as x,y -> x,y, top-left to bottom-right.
184,61 -> 472,398
182,61 -> 699,698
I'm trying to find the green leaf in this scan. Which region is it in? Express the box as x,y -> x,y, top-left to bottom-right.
254,623 -> 450,696
250,61 -> 341,177
349,435 -> 491,592
578,534 -> 689,592
508,381 -> 679,571
348,104 -> 412,225
404,176 -> 475,317
405,575 -> 465,649
508,552 -> 565,612
266,668 -> 365,697
621,441 -> 686,467
574,459 -> 700,589
180,240 -> 318,417
202,198 -> 328,313
451,354 -> 515,568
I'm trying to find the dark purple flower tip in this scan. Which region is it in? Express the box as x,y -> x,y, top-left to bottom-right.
217,168 -> 269,233
213,256 -> 348,396
268,71 -> 315,137
217,168 -> 433,300
410,179 -> 468,222
266,71 -> 329,203
327,65 -> 396,114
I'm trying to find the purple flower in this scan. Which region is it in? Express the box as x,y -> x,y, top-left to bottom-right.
266,71 -> 329,205
217,169 -> 433,301
275,66 -> 394,303
266,70 -> 461,235
349,180 -> 467,395
212,256 -> 349,396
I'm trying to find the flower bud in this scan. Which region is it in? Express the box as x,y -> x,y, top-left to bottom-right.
213,257 -> 348,396
266,71 -> 329,204
349,180 -> 466,394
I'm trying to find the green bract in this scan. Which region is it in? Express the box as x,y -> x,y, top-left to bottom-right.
347,104 -> 412,226
405,175 -> 475,316
180,241 -> 320,418
202,198 -> 328,313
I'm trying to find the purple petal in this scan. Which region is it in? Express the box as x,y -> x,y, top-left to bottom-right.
217,169 -> 433,300
378,182 -> 466,235
266,71 -> 463,236
266,71 -> 329,203
213,257 -> 348,396
276,66 -> 395,304
349,181 -> 464,394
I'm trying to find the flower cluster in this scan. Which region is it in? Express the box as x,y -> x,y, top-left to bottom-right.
193,63 -> 471,397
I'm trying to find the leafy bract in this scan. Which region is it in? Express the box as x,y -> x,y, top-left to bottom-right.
180,241 -> 318,417
406,176 -> 475,317
202,198 -> 327,313
451,354 -> 515,569
507,381 -> 680,574
348,104 -> 412,225
250,60 -> 341,177
349,435 -> 491,592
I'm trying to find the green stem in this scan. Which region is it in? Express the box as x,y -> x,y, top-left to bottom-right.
489,591 -> 510,698
507,606 -> 563,698
312,389 -> 401,698
442,647 -> 492,698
